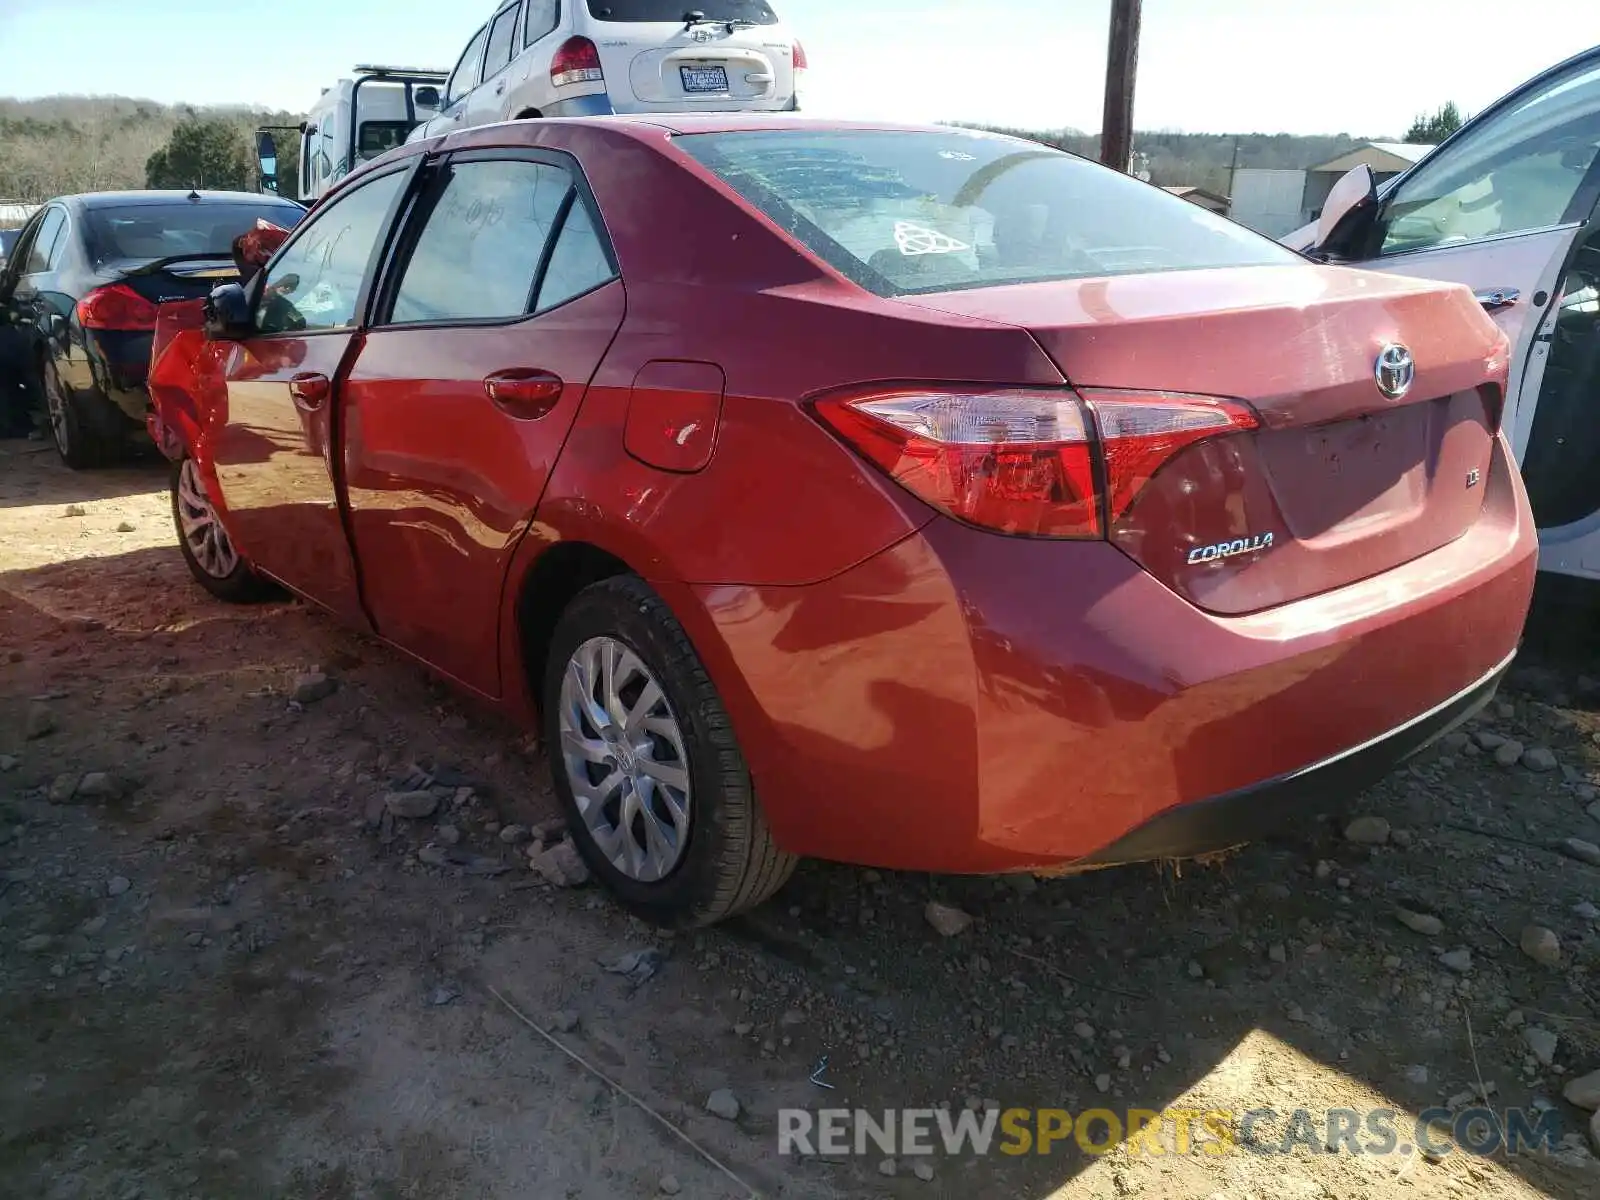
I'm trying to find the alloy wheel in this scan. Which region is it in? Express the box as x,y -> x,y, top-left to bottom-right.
41,365 -> 68,457
558,636 -> 692,883
175,459 -> 240,579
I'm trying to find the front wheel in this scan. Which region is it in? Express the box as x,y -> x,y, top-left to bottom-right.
171,457 -> 275,603
542,575 -> 797,927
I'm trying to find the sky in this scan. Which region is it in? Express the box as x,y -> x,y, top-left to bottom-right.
1,0 -> 1597,137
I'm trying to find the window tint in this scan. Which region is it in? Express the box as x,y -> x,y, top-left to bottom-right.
484,4 -> 521,78
588,0 -> 775,23
24,209 -> 65,273
537,200 -> 613,311
677,130 -> 1293,297
1379,56 -> 1600,256
525,0 -> 558,44
390,159 -> 589,323
257,171 -> 405,334
447,25 -> 490,104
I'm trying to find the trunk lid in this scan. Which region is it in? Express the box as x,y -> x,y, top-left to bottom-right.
898,265 -> 1509,614
585,19 -> 792,106
103,256 -> 240,307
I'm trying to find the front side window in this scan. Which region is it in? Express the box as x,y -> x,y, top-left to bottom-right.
588,0 -> 775,23
1378,56 -> 1600,256
484,4 -> 521,79
389,158 -> 611,323
256,170 -> 405,334
23,209 -> 65,273
446,26 -> 490,105
677,129 -> 1294,298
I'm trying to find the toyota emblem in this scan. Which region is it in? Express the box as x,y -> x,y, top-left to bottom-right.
1374,343 -> 1415,400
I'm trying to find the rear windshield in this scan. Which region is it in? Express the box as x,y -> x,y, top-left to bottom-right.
359,121 -> 413,161
85,201 -> 305,264
676,129 -> 1295,297
587,0 -> 777,24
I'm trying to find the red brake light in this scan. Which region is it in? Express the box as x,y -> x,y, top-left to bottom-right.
77,284 -> 159,332
550,37 -> 604,88
792,39 -> 808,71
813,387 -> 1257,539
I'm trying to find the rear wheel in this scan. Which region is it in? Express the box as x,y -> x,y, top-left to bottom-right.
542,575 -> 797,927
44,359 -> 121,469
171,457 -> 274,602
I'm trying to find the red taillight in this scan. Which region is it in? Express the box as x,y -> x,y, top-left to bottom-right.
550,37 -> 604,88
77,284 -> 159,332
792,39 -> 808,71
813,387 -> 1257,539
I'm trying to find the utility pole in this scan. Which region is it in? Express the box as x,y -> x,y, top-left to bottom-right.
1099,0 -> 1142,171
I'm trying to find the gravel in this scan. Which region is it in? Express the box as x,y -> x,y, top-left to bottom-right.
705,1088 -> 740,1121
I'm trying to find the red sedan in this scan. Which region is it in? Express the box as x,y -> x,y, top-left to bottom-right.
150,115 -> 1537,926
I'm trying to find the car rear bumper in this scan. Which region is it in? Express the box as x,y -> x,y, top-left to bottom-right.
679,435 -> 1537,873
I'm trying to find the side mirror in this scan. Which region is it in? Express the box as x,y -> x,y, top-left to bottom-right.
1313,165 -> 1377,257
414,86 -> 442,110
254,131 -> 279,193
204,283 -> 255,340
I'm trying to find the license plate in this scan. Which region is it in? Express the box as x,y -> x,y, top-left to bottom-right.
680,65 -> 729,93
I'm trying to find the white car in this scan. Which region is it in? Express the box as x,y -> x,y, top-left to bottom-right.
1290,45 -> 1600,583
412,0 -> 805,140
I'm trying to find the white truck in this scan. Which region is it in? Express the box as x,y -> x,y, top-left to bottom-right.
255,66 -> 449,203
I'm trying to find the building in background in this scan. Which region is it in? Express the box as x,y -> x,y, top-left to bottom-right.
1162,185 -> 1230,216
1228,142 -> 1436,236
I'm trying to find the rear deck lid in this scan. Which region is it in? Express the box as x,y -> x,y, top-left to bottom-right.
586,0 -> 792,104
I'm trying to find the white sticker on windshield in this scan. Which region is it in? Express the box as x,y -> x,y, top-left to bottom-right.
894,221 -> 972,257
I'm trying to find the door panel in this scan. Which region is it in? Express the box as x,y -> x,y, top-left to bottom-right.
210,333 -> 367,622
343,282 -> 625,694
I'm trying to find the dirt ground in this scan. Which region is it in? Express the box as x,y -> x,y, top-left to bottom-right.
6,436 -> 1600,1200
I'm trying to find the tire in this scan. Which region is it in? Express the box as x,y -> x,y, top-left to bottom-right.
170,457 -> 275,603
43,358 -> 120,469
543,575 -> 797,927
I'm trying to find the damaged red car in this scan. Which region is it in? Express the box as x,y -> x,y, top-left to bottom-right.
148,116 -> 1537,926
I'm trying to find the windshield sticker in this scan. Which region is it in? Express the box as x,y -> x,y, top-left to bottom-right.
894,220 -> 971,257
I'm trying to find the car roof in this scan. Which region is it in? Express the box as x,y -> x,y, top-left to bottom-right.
53,190 -> 303,210
552,113 -> 988,138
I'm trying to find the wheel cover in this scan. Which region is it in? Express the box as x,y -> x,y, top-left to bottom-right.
42,366 -> 68,456
175,459 -> 240,579
558,635 -> 691,883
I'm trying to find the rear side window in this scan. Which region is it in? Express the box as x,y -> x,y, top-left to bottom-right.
677,129 -> 1295,297
23,209 -> 65,273
388,158 -> 613,324
256,171 -> 405,334
484,3 -> 521,79
83,202 -> 302,263
525,0 -> 559,44
587,0 -> 776,23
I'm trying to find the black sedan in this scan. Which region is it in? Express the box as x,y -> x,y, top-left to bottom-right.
0,190 -> 305,465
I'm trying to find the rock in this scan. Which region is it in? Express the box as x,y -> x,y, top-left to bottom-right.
1588,803 -> 1600,828
81,916 -> 107,936
47,773 -> 79,804
733,1022 -> 753,1037
1561,838 -> 1600,867
21,934 -> 53,953
1074,1022 -> 1095,1040
1268,944 -> 1287,964
24,702 -> 56,740
533,839 -> 591,888
418,847 -> 451,868
63,503 -> 86,517
1523,747 -> 1559,773
76,773 -> 124,801
1391,828 -> 1414,848
1494,740 -> 1525,768
1524,1026 -> 1559,1067
1438,948 -> 1473,974
0,754 -> 17,773
385,790 -> 439,819
705,1088 -> 740,1120
780,1008 -> 807,1027
658,1175 -> 681,1195
878,1158 -> 897,1177
912,1161 -> 935,1182
1344,815 -> 1391,845
550,1010 -> 580,1034
1396,908 -> 1444,936
1566,1069 -> 1600,1111
106,876 -> 130,898
601,947 -> 665,984
1575,902 -> 1599,921
438,824 -> 462,846
115,520 -> 136,533
1521,925 -> 1562,967
1403,1064 -> 1429,1085
1505,1009 -> 1526,1029
529,817 -> 567,845
291,672 -> 337,705
499,824 -> 531,845
1095,1073 -> 1112,1093
924,901 -> 973,937
428,985 -> 460,1006
1186,960 -> 1204,979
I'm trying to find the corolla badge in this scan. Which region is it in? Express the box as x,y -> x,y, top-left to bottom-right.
1374,343 -> 1415,400
1187,532 -> 1274,565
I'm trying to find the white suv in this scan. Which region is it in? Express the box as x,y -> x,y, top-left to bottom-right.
412,0 -> 805,139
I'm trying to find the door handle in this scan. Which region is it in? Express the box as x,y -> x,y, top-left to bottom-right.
289,372 -> 331,412
1474,287 -> 1520,311
484,368 -> 564,419
495,80 -> 507,95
